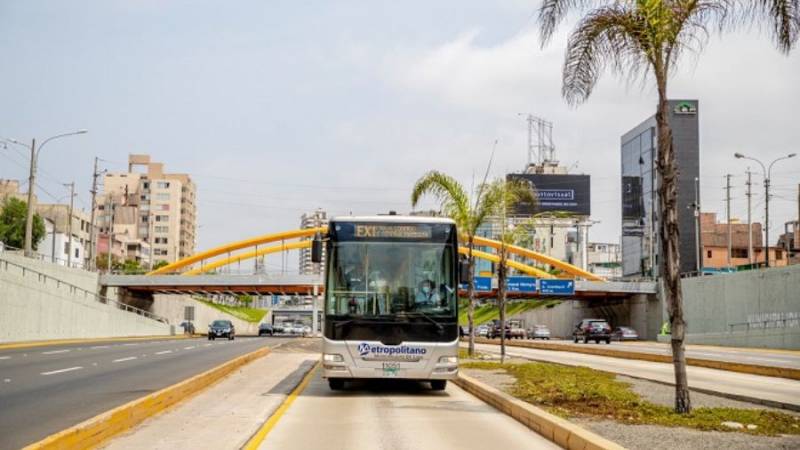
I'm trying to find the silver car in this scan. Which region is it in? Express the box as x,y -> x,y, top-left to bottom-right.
528,325 -> 551,340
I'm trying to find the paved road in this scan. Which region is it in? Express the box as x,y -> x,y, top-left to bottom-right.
257,372 -> 560,450
0,336 -> 290,450
472,342 -> 800,410
535,338 -> 800,369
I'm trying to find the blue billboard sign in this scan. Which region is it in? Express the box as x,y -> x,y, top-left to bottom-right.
460,276 -> 492,292
539,279 -> 575,295
507,276 -> 537,293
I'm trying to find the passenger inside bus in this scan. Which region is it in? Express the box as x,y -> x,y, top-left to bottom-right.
414,279 -> 440,307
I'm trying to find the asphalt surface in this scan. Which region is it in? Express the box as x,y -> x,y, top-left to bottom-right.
472,342 -> 800,410
0,336 -> 291,450
541,338 -> 800,369
257,371 -> 560,450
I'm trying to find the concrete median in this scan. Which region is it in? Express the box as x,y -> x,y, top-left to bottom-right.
454,373 -> 625,450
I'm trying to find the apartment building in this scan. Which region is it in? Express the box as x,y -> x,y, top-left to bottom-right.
700,212 -> 787,269
298,209 -> 328,275
97,154 -> 196,265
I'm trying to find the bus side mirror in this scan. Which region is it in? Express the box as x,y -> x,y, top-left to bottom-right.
311,234 -> 323,263
459,259 -> 470,284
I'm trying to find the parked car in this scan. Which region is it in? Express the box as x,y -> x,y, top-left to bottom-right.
208,320 -> 235,340
302,325 -> 312,336
612,326 -> 639,341
487,321 -> 525,339
272,323 -> 285,334
258,323 -> 274,336
527,325 -> 551,340
477,325 -> 489,337
572,319 -> 611,344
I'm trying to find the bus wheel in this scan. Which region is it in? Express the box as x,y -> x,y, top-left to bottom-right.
430,380 -> 447,391
328,379 -> 345,390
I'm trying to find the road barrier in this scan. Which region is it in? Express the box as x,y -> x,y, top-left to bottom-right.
23,345 -> 272,450
454,373 -> 625,450
471,337 -> 800,381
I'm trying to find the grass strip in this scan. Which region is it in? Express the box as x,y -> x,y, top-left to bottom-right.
461,360 -> 800,436
195,299 -> 267,323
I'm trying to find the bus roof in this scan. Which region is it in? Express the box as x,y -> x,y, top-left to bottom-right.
330,215 -> 455,225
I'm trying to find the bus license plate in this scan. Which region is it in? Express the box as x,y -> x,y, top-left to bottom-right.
382,362 -> 400,377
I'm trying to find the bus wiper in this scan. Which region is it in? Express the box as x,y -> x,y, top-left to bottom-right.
405,311 -> 444,334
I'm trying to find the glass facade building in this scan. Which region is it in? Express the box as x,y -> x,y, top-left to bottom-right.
620,100 -> 700,278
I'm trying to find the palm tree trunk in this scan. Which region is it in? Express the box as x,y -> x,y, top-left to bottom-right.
467,237 -> 476,356
498,245 -> 507,364
655,74 -> 692,414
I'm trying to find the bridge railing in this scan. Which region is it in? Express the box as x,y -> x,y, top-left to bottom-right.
0,256 -> 169,324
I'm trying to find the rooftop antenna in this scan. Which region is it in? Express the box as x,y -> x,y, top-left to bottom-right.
518,113 -> 556,167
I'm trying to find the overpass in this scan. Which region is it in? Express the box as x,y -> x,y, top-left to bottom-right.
101,273 -> 656,299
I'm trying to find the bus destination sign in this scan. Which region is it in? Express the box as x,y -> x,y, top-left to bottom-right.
355,224 -> 433,239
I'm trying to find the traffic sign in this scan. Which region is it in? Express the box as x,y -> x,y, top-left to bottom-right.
539,279 -> 575,295
461,276 -> 492,292
507,276 -> 537,293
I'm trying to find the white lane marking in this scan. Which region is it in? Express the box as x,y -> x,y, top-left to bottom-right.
155,350 -> 172,355
184,346 -> 195,350
91,345 -> 110,349
93,362 -> 98,366
123,343 -> 139,346
41,366 -> 83,376
113,356 -> 137,363
3,378 -> 10,383
42,349 -> 71,355
0,356 -> 11,360
204,344 -> 212,347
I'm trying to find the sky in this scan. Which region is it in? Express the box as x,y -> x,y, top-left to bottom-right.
1,1 -> 798,271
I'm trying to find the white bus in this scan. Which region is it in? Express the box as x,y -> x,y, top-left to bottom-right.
313,215 -> 462,391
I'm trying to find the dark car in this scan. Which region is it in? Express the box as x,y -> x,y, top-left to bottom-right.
258,323 -> 274,336
612,326 -> 639,341
486,321 -> 511,339
208,320 -> 235,340
572,319 -> 611,344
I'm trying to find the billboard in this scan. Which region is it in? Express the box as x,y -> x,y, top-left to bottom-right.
507,173 -> 591,216
621,176 -> 644,220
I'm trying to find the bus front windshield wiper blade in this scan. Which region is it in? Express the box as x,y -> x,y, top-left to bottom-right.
403,311 -> 444,334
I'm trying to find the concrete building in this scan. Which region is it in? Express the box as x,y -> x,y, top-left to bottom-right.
298,209 -> 328,275
0,179 -> 29,204
587,242 -> 622,279
700,212 -> 787,269
621,99 -> 700,278
97,154 -> 196,266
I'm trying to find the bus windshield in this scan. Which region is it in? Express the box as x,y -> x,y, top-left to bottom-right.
326,241 -> 456,318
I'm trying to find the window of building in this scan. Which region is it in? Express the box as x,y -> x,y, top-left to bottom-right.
155,215 -> 169,222
155,237 -> 169,244
156,181 -> 170,189
732,248 -> 748,258
154,249 -> 168,256
143,182 -> 150,189
158,204 -> 170,211
776,250 -> 783,260
155,226 -> 169,233
707,250 -> 712,258
64,242 -> 69,254
156,193 -> 170,201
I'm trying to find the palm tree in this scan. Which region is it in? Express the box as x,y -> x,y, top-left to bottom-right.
538,0 -> 798,413
481,179 -> 536,363
412,171 -> 503,356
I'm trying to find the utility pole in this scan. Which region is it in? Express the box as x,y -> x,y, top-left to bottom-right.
725,174 -> 732,269
106,196 -> 114,273
88,157 -> 100,271
65,182 -> 75,268
24,139 -> 37,257
765,174 -> 771,267
690,177 -> 702,273
746,169 -> 753,265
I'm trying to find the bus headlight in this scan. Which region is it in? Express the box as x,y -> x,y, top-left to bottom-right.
323,353 -> 344,363
438,356 -> 458,365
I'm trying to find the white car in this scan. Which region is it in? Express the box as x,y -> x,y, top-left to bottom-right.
528,325 -> 551,340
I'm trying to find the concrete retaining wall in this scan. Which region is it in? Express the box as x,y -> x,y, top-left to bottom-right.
151,295 -> 266,336
680,265 -> 800,349
0,256 -> 171,343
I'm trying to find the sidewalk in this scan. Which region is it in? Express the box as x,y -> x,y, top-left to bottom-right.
101,351 -> 318,450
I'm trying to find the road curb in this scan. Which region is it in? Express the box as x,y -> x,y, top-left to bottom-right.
454,373 -> 625,450
0,334 -> 193,351
22,345 -> 272,450
470,338 -> 800,381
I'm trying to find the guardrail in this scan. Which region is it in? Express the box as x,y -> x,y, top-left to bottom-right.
0,256 -> 169,324
0,243 -> 92,271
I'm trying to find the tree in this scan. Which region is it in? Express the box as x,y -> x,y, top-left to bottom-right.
412,171 -> 505,356
481,179 -> 536,363
0,198 -> 45,250
237,294 -> 254,307
121,259 -> 143,274
152,260 -> 169,270
538,0 -> 798,413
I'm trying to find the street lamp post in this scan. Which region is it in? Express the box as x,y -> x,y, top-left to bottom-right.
5,131 -> 88,257
734,152 -> 797,267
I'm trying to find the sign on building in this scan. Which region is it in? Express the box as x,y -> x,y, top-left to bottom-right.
184,306 -> 195,321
